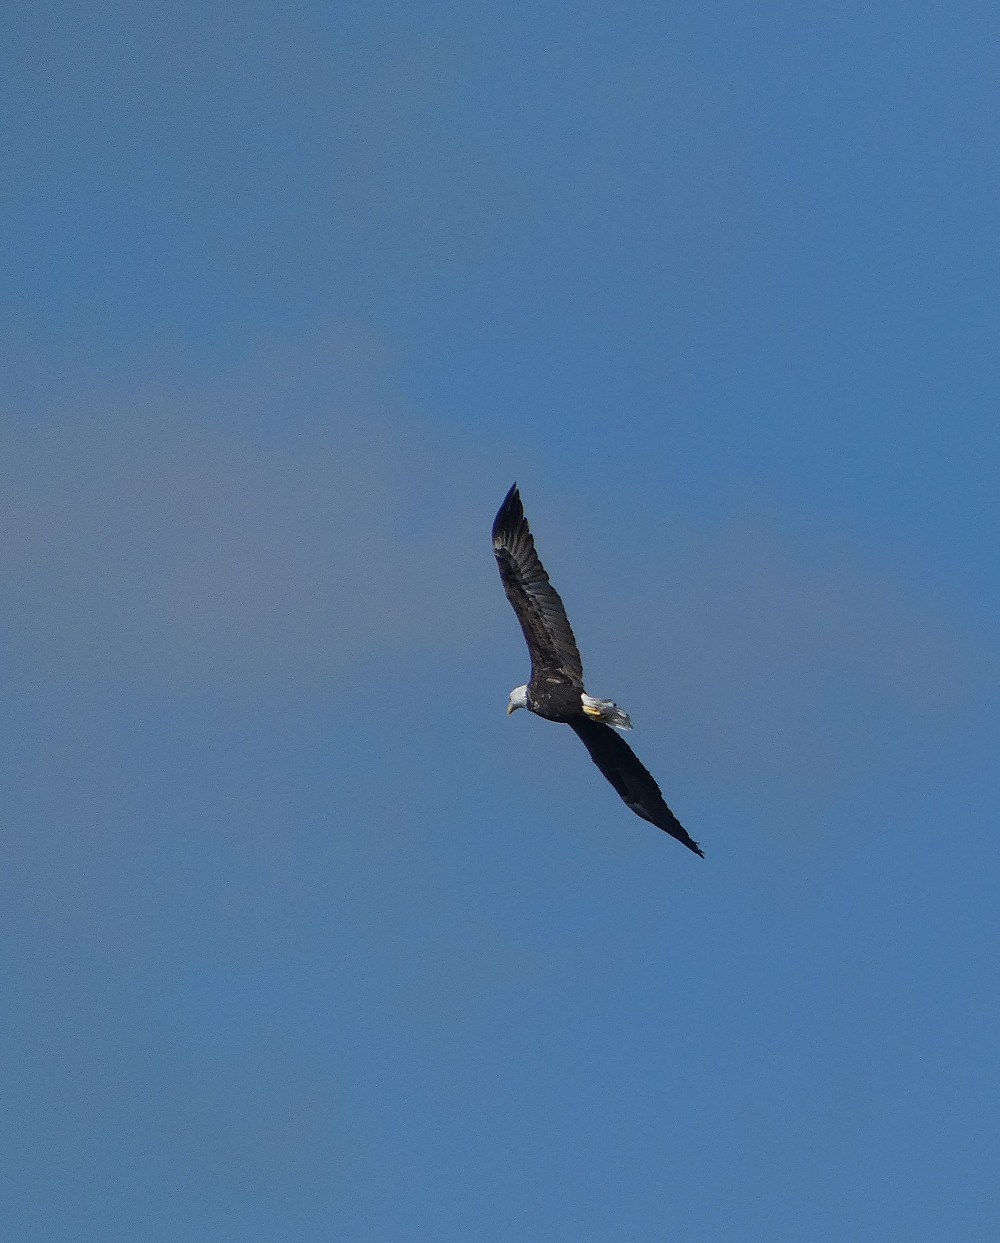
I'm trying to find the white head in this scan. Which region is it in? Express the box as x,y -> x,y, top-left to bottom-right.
507,684 -> 529,715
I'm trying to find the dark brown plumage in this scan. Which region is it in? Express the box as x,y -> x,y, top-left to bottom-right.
492,483 -> 703,857
492,483 -> 584,690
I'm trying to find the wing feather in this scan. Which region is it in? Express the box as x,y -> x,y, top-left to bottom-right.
492,484 -> 584,686
569,719 -> 704,856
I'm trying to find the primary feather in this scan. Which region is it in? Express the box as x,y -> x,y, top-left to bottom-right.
492,483 -> 584,686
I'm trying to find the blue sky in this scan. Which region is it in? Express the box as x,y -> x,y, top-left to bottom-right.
3,3 -> 999,1239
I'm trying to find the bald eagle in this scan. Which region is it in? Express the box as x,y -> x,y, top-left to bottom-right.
492,483 -> 703,856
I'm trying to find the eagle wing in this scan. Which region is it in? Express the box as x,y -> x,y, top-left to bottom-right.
492,484 -> 584,686
569,718 -> 704,856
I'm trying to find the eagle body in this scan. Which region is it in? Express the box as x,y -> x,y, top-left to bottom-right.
525,680 -> 589,723
491,483 -> 703,857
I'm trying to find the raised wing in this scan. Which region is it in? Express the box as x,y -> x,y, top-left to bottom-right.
492,483 -> 584,686
569,718 -> 703,856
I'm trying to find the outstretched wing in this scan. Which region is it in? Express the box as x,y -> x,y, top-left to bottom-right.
569,719 -> 704,856
492,483 -> 584,686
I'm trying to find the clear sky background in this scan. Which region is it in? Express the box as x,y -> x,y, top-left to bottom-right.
4,4 -> 999,1239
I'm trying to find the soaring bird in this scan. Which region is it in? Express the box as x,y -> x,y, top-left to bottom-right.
492,483 -> 703,856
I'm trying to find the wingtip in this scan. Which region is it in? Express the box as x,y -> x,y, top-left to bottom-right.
492,482 -> 523,543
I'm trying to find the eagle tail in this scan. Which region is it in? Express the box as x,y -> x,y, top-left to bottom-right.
581,694 -> 633,731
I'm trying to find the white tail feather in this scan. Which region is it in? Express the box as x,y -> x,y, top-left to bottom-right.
581,694 -> 633,731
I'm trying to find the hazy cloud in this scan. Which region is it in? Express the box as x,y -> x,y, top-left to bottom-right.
571,506 -> 1000,813
3,328 -> 994,814
0,330 -> 493,692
